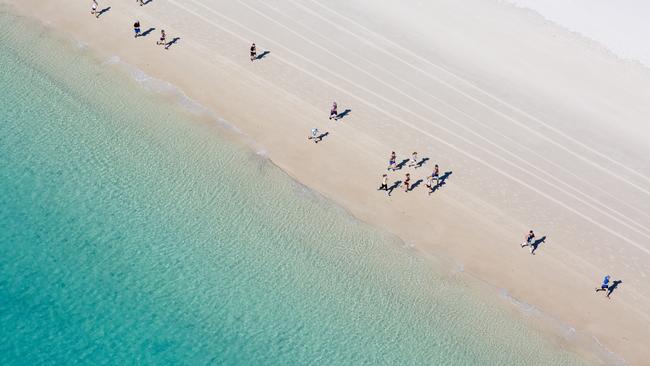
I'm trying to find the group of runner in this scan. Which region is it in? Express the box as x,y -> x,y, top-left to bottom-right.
307,101 -> 345,143
380,151 -> 442,195
90,0 -> 621,301
91,1 -> 172,48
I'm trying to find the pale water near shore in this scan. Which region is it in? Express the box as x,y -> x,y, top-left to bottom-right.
0,13 -> 592,365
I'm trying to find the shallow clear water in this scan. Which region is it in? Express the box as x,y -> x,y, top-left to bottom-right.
0,13 -> 590,365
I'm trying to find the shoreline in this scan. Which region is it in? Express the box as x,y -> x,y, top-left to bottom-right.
16,19 -> 610,364
5,0 -> 649,364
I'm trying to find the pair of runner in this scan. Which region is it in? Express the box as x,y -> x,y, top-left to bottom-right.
406,165 -> 439,193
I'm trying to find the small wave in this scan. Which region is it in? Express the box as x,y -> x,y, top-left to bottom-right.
499,288 -> 627,365
499,288 -> 540,316
102,56 -> 246,131
102,55 -> 120,65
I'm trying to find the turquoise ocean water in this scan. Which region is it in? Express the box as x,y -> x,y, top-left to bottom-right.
0,13 -> 591,365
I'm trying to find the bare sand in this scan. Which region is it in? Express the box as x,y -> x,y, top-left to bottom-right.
5,0 -> 650,363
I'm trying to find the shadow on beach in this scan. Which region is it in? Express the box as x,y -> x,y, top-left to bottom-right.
165,37 -> 181,49
256,50 -> 270,60
96,7 -> 111,18
607,280 -> 623,298
530,236 -> 547,255
387,180 -> 401,196
336,109 -> 351,120
395,158 -> 409,170
429,171 -> 453,193
416,157 -> 429,168
409,179 -> 423,191
141,27 -> 156,37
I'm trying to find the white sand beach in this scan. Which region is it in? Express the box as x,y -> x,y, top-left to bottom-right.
6,0 -> 650,363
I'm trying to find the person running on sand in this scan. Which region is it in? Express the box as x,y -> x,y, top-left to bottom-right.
137,0 -> 144,6
133,21 -> 141,38
329,102 -> 338,120
156,30 -> 166,45
432,164 -> 440,185
404,173 -> 411,192
250,43 -> 257,61
90,0 -> 101,18
379,174 -> 389,192
388,151 -> 397,171
307,128 -> 320,143
595,275 -> 610,294
520,230 -> 535,254
425,175 -> 433,191
408,152 -> 418,168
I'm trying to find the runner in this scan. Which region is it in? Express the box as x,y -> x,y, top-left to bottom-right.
404,173 -> 411,192
250,43 -> 257,61
137,0 -> 144,6
133,21 -> 141,38
378,174 -> 388,192
329,101 -> 338,120
408,151 -> 418,168
432,164 -> 440,186
388,151 -> 397,171
595,275 -> 610,294
425,175 -> 433,192
307,128 -> 319,143
520,230 -> 535,254
91,1 -> 98,17
157,30 -> 166,45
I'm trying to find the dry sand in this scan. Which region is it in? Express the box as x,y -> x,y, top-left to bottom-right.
5,0 -> 650,363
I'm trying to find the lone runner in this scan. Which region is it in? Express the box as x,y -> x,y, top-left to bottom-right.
250,43 -> 257,61
520,230 -> 535,254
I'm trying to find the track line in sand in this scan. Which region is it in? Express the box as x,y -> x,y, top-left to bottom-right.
167,0 -> 650,255
258,0 -> 650,223
298,0 -> 650,193
178,0 -> 650,242
279,0 -> 650,221
237,0 -> 650,235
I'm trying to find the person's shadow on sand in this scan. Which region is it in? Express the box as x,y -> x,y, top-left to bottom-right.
335,109 -> 352,120
140,27 -> 156,37
96,7 -> 111,18
315,131 -> 329,143
408,179 -> 423,192
607,280 -> 623,298
429,171 -> 453,194
395,159 -> 409,170
387,180 -> 401,196
256,50 -> 271,60
530,236 -> 547,255
416,157 -> 429,169
165,37 -> 181,49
